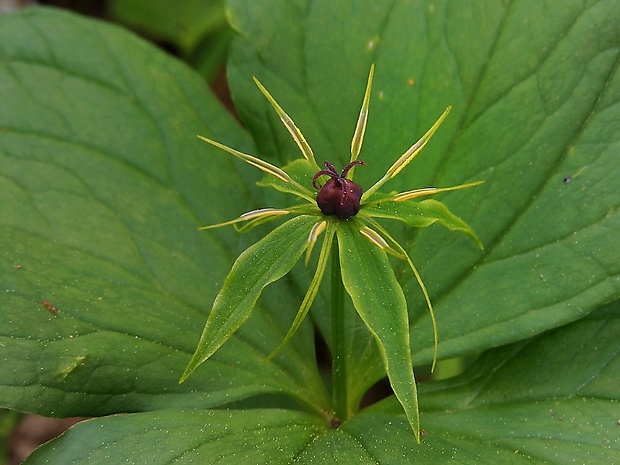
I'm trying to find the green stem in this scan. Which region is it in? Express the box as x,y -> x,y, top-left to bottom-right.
331,239 -> 347,424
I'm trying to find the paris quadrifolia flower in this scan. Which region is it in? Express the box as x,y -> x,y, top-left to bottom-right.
180,65 -> 482,441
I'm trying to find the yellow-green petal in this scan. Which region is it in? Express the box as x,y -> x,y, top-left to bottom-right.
197,135 -> 313,200
198,208 -> 291,231
349,64 -> 374,167
391,181 -> 484,202
305,219 -> 327,265
253,77 -> 320,171
358,225 -> 401,258
362,216 -> 439,372
363,106 -> 451,201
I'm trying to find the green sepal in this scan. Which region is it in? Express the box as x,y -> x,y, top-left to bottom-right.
257,159 -> 317,202
180,215 -> 317,382
362,198 -> 483,249
336,221 -> 421,442
265,220 -> 335,361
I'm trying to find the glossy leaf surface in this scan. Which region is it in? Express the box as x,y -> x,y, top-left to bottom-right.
1,1 -> 619,463
227,0 -> 620,383
25,304 -> 620,464
0,7 -> 326,418
110,0 -> 231,80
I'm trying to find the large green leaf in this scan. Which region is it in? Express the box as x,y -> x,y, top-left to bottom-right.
2,2 -> 619,463
111,0 -> 227,52
24,301 -> 620,464
362,302 -> 620,464
0,6 -> 325,417
24,409 -> 327,464
110,0 -> 231,80
226,0 -> 620,376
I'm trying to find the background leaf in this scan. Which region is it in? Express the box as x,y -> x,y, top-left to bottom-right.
0,6 -> 325,418
25,409 -> 326,464
110,0 -> 232,80
300,303 -> 620,463
23,296 -> 620,463
2,1 -> 619,462
226,0 -> 620,376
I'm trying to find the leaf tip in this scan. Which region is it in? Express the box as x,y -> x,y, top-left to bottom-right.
178,366 -> 193,384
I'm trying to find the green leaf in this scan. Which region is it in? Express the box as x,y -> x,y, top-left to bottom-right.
181,215 -> 317,382
3,2 -> 620,463
110,0 -> 232,80
227,0 -> 620,369
111,0 -> 227,51
363,302 -> 620,464
337,221 -> 420,441
0,6 -> 326,418
27,295 -> 619,464
24,409 -> 327,464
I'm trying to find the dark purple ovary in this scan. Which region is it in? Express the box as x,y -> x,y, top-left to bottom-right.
312,160 -> 365,219
316,178 -> 363,219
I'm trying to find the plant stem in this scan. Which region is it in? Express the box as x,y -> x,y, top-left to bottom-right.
331,239 -> 347,424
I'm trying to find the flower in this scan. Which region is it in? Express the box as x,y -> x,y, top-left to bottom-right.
180,65 -> 482,441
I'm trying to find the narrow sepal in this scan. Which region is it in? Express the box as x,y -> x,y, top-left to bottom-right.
337,222 -> 421,441
265,222 -> 335,362
362,198 -> 483,249
180,215 -> 317,383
